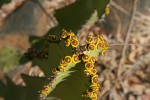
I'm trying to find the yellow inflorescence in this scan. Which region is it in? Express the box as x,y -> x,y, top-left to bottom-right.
72,54 -> 79,63
88,44 -> 96,51
96,35 -> 109,56
65,38 -> 71,47
64,56 -> 72,64
83,34 -> 109,100
71,39 -> 79,48
86,35 -> 94,44
82,53 -> 100,99
52,54 -> 80,75
60,29 -> 79,48
85,62 -> 94,69
51,29 -> 81,75
82,54 -> 90,62
82,56 -> 100,100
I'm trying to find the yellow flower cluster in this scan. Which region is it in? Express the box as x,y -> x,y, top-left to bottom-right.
82,35 -> 108,100
82,54 -> 100,100
86,35 -> 95,44
86,35 -> 109,53
83,57 -> 98,76
60,29 -> 79,48
52,54 -> 79,74
96,35 -> 109,56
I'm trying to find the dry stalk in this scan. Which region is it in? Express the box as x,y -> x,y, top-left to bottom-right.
117,0 -> 137,78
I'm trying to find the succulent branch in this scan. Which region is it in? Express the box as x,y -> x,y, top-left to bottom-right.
29,29 -> 109,100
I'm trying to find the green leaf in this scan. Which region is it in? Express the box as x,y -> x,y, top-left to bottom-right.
54,0 -> 109,33
31,38 -> 73,77
0,80 -> 7,97
0,47 -> 24,72
21,74 -> 48,90
0,76 -> 41,100
2,76 -> 26,100
48,63 -> 90,100
54,0 -> 93,33
21,74 -> 49,100
30,27 -> 61,49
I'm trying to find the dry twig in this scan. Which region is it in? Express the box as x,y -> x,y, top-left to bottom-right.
34,0 -> 58,27
117,0 -> 137,77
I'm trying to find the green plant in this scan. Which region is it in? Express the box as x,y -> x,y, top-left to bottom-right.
0,47 -> 23,72
25,29 -> 109,100
0,0 -> 110,100
33,30 -> 109,100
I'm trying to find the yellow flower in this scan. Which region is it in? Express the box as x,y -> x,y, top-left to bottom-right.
84,68 -> 97,76
65,38 -> 71,47
91,75 -> 99,85
58,65 -> 66,72
83,90 -> 98,100
72,54 -> 79,63
97,35 -> 104,43
86,35 -> 94,44
91,94 -> 98,100
84,70 -> 91,76
88,43 -> 96,51
90,69 -> 97,76
70,39 -> 79,48
60,59 -> 66,66
52,66 -> 65,74
85,62 -> 94,69
89,57 -> 98,63
96,42 -> 102,49
67,31 -> 74,36
90,85 -> 99,94
101,49 -> 106,56
82,54 -> 90,62
40,85 -> 50,96
69,35 -> 77,40
61,29 -> 68,38
64,56 -> 72,64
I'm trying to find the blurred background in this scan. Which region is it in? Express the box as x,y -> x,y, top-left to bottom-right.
0,0 -> 150,100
